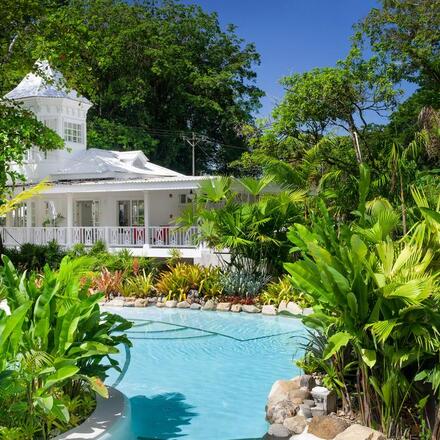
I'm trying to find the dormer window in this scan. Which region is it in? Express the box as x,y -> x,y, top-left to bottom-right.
64,121 -> 83,143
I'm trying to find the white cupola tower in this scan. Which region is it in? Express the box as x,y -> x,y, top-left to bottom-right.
4,60 -> 92,181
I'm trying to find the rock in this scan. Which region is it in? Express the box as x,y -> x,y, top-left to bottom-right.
156,301 -> 165,308
302,307 -> 313,316
300,375 -> 316,391
177,301 -> 190,308
286,301 -> 303,315
288,388 -> 311,402
165,300 -> 178,308
278,300 -> 288,313
308,416 -> 350,440
284,415 -> 307,434
190,303 -> 202,310
268,378 -> 301,405
202,299 -> 216,311
216,302 -> 231,311
242,304 -> 261,313
148,297 -> 158,303
268,423 -> 290,438
299,404 -> 313,419
333,424 -> 385,440
231,304 -> 242,312
134,298 -> 148,307
262,304 -> 278,315
266,399 -> 299,424
106,298 -> 125,307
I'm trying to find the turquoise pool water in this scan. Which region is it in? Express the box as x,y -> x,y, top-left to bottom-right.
106,307 -> 305,440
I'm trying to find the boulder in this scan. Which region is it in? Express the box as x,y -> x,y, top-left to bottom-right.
216,302 -> 231,312
286,301 -> 302,315
300,375 -> 316,391
177,301 -> 190,308
148,297 -> 158,303
308,416 -> 350,440
333,424 -> 386,440
134,298 -> 148,307
242,304 -> 261,313
202,299 -> 216,311
268,423 -> 290,438
268,378 -> 301,404
156,301 -> 165,308
231,304 -> 242,312
262,304 -> 278,316
278,300 -> 288,313
288,388 -> 311,402
266,399 -> 299,424
302,307 -> 313,316
190,303 -> 202,310
106,298 -> 125,307
283,415 -> 307,434
124,300 -> 135,307
165,300 -> 178,308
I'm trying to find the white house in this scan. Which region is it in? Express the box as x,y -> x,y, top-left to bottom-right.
1,61 -> 215,261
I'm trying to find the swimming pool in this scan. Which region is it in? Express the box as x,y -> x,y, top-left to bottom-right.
106,307 -> 305,440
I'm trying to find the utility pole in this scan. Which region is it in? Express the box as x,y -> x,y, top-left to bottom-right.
183,132 -> 202,176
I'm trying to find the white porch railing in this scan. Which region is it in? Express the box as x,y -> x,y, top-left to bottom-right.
149,226 -> 199,248
0,226 -> 199,249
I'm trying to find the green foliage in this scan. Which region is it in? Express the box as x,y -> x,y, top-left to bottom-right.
286,169 -> 440,434
180,177 -> 306,275
9,0 -> 263,174
123,270 -> 155,298
259,276 -> 311,307
155,263 -> 221,300
4,241 -> 66,271
0,255 -> 131,438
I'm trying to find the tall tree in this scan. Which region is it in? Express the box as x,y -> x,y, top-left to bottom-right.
29,0 -> 263,174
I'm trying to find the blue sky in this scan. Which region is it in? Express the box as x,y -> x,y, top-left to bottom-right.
184,0 -> 379,118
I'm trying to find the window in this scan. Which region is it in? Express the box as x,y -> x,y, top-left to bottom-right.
43,118 -> 57,131
118,200 -> 144,226
64,121 -> 83,143
179,193 -> 194,205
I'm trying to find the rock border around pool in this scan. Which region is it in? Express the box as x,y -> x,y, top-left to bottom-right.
102,296 -> 313,316
264,375 -> 387,440
53,386 -> 131,440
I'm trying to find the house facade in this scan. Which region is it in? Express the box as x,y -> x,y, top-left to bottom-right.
2,61 -> 215,261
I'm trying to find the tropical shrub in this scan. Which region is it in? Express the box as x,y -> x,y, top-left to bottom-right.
0,255 -> 131,439
155,263 -> 221,300
4,241 -> 66,271
286,166 -> 440,435
92,268 -> 124,300
178,176 -> 306,275
259,276 -> 311,307
123,270 -> 155,298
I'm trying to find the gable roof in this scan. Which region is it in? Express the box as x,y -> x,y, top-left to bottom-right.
4,60 -> 91,105
52,148 -> 184,181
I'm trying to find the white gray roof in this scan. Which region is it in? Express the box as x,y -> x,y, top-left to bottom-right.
52,148 -> 184,181
4,60 -> 91,105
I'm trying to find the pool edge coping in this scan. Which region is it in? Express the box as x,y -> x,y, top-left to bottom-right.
53,386 -> 131,440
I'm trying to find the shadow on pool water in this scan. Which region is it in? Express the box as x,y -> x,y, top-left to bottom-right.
132,392 -> 198,439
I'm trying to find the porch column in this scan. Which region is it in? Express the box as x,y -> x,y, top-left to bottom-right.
26,201 -> 33,243
143,191 -> 150,247
66,194 -> 73,246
